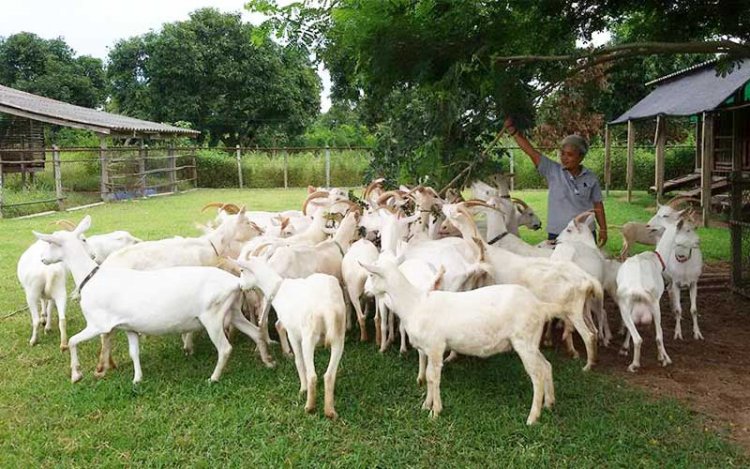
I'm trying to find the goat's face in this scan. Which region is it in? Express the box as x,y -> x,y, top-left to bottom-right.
648,205 -> 686,228
516,204 -> 542,231
238,265 -> 260,291
359,259 -> 395,296
34,215 -> 92,265
673,220 -> 700,262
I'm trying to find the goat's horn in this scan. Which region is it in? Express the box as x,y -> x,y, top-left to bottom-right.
302,191 -> 331,215
376,190 -> 405,206
363,178 -> 385,200
666,195 -> 701,208
511,197 -> 529,209
574,210 -> 596,223
53,219 -> 77,231
331,199 -> 362,213
201,202 -> 226,212
221,203 -> 240,214
462,199 -> 500,212
376,205 -> 398,214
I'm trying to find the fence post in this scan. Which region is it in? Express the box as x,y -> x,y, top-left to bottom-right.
53,145 -> 63,211
604,124 -> 612,197
626,120 -> 635,203
236,145 -> 244,189
509,149 -> 515,192
325,145 -> 331,189
0,157 -> 4,219
168,144 -> 177,193
283,149 -> 288,189
138,141 -> 147,196
99,136 -> 109,202
192,156 -> 198,188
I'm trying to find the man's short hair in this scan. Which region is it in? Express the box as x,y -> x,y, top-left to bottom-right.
561,134 -> 589,156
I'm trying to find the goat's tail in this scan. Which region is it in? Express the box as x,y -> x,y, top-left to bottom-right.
581,278 -> 604,335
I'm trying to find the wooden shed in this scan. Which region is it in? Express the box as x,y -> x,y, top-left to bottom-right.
606,59 -> 750,226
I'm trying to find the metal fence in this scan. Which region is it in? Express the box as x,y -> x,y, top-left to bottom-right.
730,171 -> 750,298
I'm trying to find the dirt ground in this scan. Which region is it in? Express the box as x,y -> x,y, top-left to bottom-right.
593,262 -> 750,451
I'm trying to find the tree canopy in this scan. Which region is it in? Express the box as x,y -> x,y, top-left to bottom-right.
107,8 -> 321,146
0,32 -> 106,108
248,0 -> 749,186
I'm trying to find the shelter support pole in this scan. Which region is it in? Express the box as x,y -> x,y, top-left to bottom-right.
99,135 -> 109,202
701,112 -> 714,227
236,145 -> 243,189
604,124 -> 612,197
283,150 -> 288,189
0,158 -> 4,218
138,141 -> 147,196
52,145 -> 63,211
654,116 -> 666,203
509,149 -> 515,192
168,143 -> 177,193
626,120 -> 635,203
325,145 -> 331,189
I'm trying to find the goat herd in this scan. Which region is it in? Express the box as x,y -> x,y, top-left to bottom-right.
17,175 -> 703,425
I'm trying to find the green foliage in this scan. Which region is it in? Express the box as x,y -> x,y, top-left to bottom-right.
300,104 -> 375,147
107,8 -> 321,147
0,33 -> 106,107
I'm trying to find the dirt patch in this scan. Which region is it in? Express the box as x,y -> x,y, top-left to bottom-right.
594,262 -> 750,451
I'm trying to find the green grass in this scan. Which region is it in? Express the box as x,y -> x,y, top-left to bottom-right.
0,188 -> 740,466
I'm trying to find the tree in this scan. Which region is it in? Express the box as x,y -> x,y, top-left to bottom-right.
107,8 -> 321,146
0,32 -> 106,108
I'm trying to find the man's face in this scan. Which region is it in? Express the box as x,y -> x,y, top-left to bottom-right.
559,144 -> 583,171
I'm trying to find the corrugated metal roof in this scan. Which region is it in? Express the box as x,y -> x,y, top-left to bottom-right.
611,60 -> 750,124
0,85 -> 199,136
644,59 -> 718,87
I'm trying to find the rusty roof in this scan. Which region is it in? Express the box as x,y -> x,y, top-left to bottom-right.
0,85 -> 199,137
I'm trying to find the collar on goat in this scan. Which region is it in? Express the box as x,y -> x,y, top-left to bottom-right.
488,231 -> 510,245
333,240 -> 345,258
655,251 -> 666,271
208,239 -> 221,257
78,265 -> 100,292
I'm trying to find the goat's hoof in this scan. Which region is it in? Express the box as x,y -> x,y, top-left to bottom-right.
429,409 -> 441,419
417,377 -> 425,386
71,371 -> 83,383
60,344 -> 69,352
421,401 -> 431,411
582,364 -> 593,372
544,399 -> 555,409
627,364 -> 639,373
29,339 -> 38,346
618,348 -> 629,356
694,331 -> 704,340
400,348 -> 408,356
526,416 -> 539,425
324,409 -> 338,420
133,379 -> 143,385
304,404 -> 316,414
264,360 -> 277,369
93,370 -> 107,379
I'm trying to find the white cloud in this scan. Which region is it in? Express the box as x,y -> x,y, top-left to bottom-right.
0,0 -> 331,111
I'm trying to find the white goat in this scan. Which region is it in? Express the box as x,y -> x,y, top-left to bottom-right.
34,216 -> 275,384
615,251 -> 671,371
235,257 -> 346,419
619,222 -> 664,259
341,239 -> 379,342
361,257 -> 560,425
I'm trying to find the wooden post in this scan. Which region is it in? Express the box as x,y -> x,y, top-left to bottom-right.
325,145 -> 331,189
168,144 -> 177,193
138,141 -> 147,196
283,149 -> 289,189
236,145 -> 243,189
604,124 -> 612,197
701,112 -> 714,227
509,149 -> 515,192
52,145 -> 63,211
99,135 -> 109,202
654,116 -> 666,203
0,157 -> 4,219
626,120 -> 635,203
192,156 -> 198,188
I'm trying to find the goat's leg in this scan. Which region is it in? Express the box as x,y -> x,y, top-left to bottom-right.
231,310 -> 276,368
653,301 -> 672,367
323,334 -> 345,420
386,310 -> 396,348
68,325 -> 102,383
347,283 -> 368,342
301,334 -> 318,414
619,329 -> 631,355
53,293 -> 68,351
669,282 -> 684,340
593,298 -> 611,347
619,299 -> 643,372
95,332 -> 115,378
378,301 -> 389,352
426,351 -> 444,418
124,331 -> 143,384
42,299 -> 53,333
417,350 -> 427,386
275,321 -> 293,357
689,282 -> 703,340
200,307 -> 234,382
513,342 -> 547,425
181,332 -> 195,355
374,298 -> 382,345
25,292 -> 41,346
288,335 -> 307,395
399,319 -> 408,355
541,355 -> 555,409
569,309 -> 597,371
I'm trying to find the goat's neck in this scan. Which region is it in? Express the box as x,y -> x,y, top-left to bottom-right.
453,218 -> 479,242
252,260 -> 284,301
484,210 -> 508,239
63,239 -> 99,287
381,270 -> 422,322
332,223 -> 355,251
655,223 -> 678,256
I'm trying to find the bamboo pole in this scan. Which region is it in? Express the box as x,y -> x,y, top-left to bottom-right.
701,112 -> 714,227
138,141 -> 147,196
236,145 -> 243,189
626,120 -> 635,203
654,116 -> 666,203
168,144 -> 177,193
604,124 -> 611,197
283,150 -> 288,189
52,145 -> 63,211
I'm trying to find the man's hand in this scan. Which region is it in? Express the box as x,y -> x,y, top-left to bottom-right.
504,116 -> 516,134
598,229 -> 608,247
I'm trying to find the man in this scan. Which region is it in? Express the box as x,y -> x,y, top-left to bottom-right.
503,117 -> 608,246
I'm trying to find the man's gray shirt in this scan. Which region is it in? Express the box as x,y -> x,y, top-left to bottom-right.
538,154 -> 602,235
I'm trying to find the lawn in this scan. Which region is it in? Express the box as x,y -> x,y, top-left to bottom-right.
0,188 -> 741,467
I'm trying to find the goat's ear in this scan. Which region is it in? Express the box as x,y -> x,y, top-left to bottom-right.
431,265 -> 446,291
33,231 -> 61,245
471,236 -> 487,261
677,219 -> 685,230
238,205 -> 246,216
358,261 -> 382,276
308,185 -> 316,194
280,217 -> 290,230
74,215 -> 92,236
677,208 -> 689,218
223,257 -> 242,270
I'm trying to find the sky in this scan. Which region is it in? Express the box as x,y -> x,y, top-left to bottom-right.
0,0 -> 333,111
